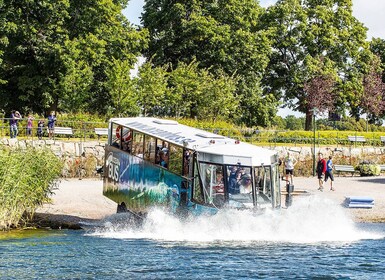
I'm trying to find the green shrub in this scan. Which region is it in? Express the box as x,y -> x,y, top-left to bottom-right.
0,147 -> 63,230
355,161 -> 381,176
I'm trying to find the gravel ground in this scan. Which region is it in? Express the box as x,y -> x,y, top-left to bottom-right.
35,175 -> 385,227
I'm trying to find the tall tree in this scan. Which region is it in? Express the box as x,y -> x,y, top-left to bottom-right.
360,56 -> 385,122
142,0 -> 276,126
0,0 -> 148,115
370,38 -> 385,83
261,0 -> 369,130
0,0 -> 71,114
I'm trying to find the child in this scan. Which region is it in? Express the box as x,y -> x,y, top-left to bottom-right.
37,119 -> 44,140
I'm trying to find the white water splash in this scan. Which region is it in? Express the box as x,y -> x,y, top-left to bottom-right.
90,196 -> 384,243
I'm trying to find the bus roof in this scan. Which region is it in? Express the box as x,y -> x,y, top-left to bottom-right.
110,117 -> 277,166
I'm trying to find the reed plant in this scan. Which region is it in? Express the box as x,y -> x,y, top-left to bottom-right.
0,147 -> 63,230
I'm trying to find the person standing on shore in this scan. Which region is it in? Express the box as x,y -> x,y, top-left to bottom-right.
9,110 -> 21,138
284,152 -> 297,185
316,153 -> 327,191
26,114 -> 34,137
325,155 -> 335,191
37,119 -> 45,140
47,111 -> 56,139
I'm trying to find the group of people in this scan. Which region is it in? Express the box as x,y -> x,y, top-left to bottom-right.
9,110 -> 56,139
282,151 -> 335,191
316,153 -> 335,191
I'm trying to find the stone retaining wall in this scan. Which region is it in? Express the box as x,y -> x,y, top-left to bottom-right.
2,138 -> 384,177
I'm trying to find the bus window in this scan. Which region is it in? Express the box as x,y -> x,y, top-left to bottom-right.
132,131 -> 144,158
254,166 -> 273,206
192,159 -> 204,204
227,166 -> 253,208
111,123 -> 121,148
183,149 -> 192,177
168,144 -> 183,175
156,141 -> 169,168
144,135 -> 156,162
199,162 -> 225,207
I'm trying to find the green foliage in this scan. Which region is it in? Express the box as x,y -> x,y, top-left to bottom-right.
0,147 -> 63,230
261,0 -> 370,129
142,0 -> 277,126
355,162 -> 381,176
0,0 -> 148,115
105,58 -> 139,117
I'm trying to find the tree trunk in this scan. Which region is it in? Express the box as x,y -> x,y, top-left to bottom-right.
305,108 -> 313,131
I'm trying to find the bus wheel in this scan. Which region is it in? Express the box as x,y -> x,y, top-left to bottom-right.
117,202 -> 127,213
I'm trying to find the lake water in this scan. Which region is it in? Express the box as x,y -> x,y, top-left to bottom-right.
1,196 -> 384,279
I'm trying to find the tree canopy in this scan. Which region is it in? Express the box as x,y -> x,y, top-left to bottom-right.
0,0 -> 147,115
1,0 -> 384,130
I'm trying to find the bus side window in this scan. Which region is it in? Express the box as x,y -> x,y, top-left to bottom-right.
132,131 -> 144,158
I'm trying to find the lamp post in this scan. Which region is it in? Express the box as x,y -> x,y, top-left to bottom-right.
311,108 -> 317,176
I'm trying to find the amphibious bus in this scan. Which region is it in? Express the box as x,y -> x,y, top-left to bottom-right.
103,117 -> 281,216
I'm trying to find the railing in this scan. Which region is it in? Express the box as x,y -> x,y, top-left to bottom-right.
1,118 -> 108,141
2,117 -> 385,146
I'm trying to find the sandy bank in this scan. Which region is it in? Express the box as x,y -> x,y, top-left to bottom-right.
35,175 -> 385,228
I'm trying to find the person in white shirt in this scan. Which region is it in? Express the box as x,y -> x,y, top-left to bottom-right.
284,152 -> 297,185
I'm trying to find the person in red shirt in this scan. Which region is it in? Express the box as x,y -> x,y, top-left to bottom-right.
316,153 -> 327,191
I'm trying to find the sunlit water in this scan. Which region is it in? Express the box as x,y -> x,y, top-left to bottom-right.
1,196 -> 384,279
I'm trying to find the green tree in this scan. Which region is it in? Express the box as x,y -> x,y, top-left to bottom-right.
142,0 -> 276,126
105,57 -> 139,117
135,61 -> 169,117
0,0 -> 7,85
285,115 -> 304,130
167,61 -> 238,121
0,0 -> 71,114
370,38 -> 385,83
0,0 -> 148,115
262,0 -> 369,130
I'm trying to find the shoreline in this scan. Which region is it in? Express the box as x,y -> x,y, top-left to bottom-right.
35,176 -> 385,229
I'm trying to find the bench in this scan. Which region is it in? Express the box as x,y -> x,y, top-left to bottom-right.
380,165 -> 385,172
48,127 -> 73,139
334,164 -> 357,176
94,128 -> 108,140
348,135 -> 366,146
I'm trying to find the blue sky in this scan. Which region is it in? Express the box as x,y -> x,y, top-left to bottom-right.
123,0 -> 385,117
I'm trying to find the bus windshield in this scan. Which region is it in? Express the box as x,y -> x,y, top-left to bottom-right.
199,163 -> 275,209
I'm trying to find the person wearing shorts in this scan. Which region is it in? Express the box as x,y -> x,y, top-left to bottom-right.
284,152 -> 297,185
325,155 -> 335,191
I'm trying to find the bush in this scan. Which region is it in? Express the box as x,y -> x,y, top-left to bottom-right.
355,160 -> 381,176
0,147 -> 63,230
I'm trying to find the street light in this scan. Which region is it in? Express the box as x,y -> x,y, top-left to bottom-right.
311,108 -> 317,176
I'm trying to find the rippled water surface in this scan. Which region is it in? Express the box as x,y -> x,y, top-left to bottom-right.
1,196 -> 385,279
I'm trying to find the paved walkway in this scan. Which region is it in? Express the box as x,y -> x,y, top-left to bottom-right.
289,176 -> 385,222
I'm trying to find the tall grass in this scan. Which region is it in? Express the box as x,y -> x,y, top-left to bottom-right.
0,147 -> 63,230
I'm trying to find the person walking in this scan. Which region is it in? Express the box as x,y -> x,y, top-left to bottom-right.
284,152 -> 297,185
316,153 -> 327,191
325,155 -> 335,191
